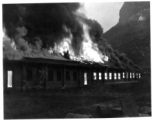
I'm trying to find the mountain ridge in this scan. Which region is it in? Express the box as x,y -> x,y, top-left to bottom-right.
103,1 -> 150,67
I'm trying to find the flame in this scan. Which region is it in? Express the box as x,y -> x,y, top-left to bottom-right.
54,21 -> 109,64
54,37 -> 73,56
79,21 -> 108,63
3,28 -> 17,50
3,22 -> 108,64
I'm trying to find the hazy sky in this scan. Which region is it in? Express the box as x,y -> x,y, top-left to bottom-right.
79,2 -> 124,33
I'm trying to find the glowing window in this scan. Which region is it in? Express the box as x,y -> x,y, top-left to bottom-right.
114,73 -> 117,80
109,73 -> 112,80
118,73 -> 121,80
93,72 -> 97,80
130,73 -> 132,79
139,73 -> 141,78
132,73 -> 135,78
7,71 -> 13,88
105,72 -> 108,80
84,73 -> 87,85
99,72 -> 102,80
136,73 -> 139,78
123,72 -> 125,78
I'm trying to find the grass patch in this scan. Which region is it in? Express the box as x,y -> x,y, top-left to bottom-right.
4,75 -> 151,119
4,85 -> 115,119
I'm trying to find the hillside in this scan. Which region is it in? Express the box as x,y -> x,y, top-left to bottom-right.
103,2 -> 150,67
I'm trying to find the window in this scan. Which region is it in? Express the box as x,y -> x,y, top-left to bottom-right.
136,73 -> 139,79
99,72 -> 102,80
7,71 -> 13,88
84,73 -> 87,85
48,70 -> 53,81
133,73 -> 135,78
93,72 -> 97,80
66,71 -> 70,81
118,73 -> 121,80
73,71 -> 77,81
114,73 -> 117,80
130,73 -> 132,79
122,72 -> 124,78
105,72 -> 108,80
126,72 -> 128,79
109,73 -> 112,80
57,70 -> 62,81
139,73 -> 141,78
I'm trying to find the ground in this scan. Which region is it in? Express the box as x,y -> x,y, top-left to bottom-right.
4,75 -> 151,119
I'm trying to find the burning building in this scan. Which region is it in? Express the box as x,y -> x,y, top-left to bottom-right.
4,57 -> 141,91
3,3 -> 141,91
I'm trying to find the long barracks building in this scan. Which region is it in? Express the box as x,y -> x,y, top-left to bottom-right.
3,57 -> 141,91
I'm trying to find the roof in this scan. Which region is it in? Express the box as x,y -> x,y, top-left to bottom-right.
3,57 -> 109,68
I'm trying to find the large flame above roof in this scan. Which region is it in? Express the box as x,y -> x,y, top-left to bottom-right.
3,22 -> 108,64
54,21 -> 108,63
3,4 -> 109,64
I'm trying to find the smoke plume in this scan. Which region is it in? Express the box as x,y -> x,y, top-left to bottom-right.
3,3 -> 140,70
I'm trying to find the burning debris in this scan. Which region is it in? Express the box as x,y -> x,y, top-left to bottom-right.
3,3 -> 140,70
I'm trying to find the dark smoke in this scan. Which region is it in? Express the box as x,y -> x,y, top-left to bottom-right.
3,3 -> 84,56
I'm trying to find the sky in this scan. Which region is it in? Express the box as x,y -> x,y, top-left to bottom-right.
78,2 -> 124,32
1,1 -> 123,33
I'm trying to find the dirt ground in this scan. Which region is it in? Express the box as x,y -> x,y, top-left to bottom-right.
4,75 -> 151,119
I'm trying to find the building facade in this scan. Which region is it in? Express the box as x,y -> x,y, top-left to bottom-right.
3,57 -> 141,91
